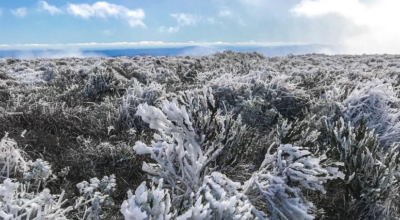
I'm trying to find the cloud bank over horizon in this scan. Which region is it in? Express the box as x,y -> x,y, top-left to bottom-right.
0,41 -> 318,50
1,49 -> 105,59
0,43 -> 340,59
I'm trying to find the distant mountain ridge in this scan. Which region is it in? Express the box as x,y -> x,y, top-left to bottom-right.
0,44 -> 341,59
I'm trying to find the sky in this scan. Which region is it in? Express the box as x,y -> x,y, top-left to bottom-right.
0,0 -> 399,54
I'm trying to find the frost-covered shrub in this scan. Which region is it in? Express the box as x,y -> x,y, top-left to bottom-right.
180,67 -> 197,83
343,79 -> 400,146
117,82 -> 144,130
133,87 -> 247,203
244,143 -> 338,219
311,84 -> 348,124
81,66 -> 121,98
0,136 -> 73,220
75,175 -> 117,220
121,179 -> 176,220
211,73 -> 309,129
275,115 -> 323,152
23,159 -> 52,182
187,172 -> 256,220
37,61 -> 58,81
0,178 -> 73,220
127,87 -> 337,220
22,159 -> 55,194
121,174 -> 256,220
117,80 -> 165,130
0,135 -> 120,220
0,134 -> 26,179
326,118 -> 400,219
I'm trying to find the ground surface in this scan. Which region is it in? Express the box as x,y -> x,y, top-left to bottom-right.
1,52 -> 400,219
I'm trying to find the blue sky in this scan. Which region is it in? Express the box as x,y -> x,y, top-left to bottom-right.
1,0 -> 400,53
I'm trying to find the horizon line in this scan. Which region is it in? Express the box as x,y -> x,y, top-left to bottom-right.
0,41 -> 332,50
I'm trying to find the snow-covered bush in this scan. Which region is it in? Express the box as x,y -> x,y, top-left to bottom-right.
127,87 -> 338,219
0,135 -> 119,220
326,118 -> 400,219
133,87 -> 247,202
211,73 -> 309,129
75,175 -> 117,220
244,143 -> 338,219
0,135 -> 73,220
23,159 -> 52,182
37,61 -> 59,81
275,115 -> 322,150
188,172 -> 256,220
121,174 -> 256,220
0,178 -> 73,220
81,66 -> 122,98
343,79 -> 400,147
121,179 -> 176,220
117,80 -> 165,130
0,134 -> 26,179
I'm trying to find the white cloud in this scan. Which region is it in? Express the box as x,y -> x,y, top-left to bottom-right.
291,0 -> 365,20
11,8 -> 27,18
38,1 -> 62,15
292,0 -> 400,54
171,13 -> 201,26
162,13 -> 218,33
218,9 -> 232,17
67,1 -> 145,27
67,4 -> 92,18
159,13 -> 203,34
